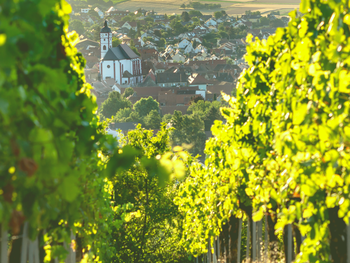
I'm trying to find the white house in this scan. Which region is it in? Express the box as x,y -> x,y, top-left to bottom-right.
144,41 -> 158,50
192,37 -> 202,44
178,39 -> 191,49
121,21 -> 138,31
99,21 -> 142,85
171,51 -> 186,62
105,6 -> 116,16
183,43 -> 194,54
194,44 -> 207,54
204,18 -> 217,27
208,25 -> 218,32
87,17 -> 94,25
94,7 -> 104,19
81,8 -> 90,13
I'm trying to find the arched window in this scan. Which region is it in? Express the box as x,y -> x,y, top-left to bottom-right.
103,45 -> 106,50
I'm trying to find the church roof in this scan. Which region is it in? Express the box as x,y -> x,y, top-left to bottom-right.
102,44 -> 139,60
122,70 -> 133,78
101,20 -> 112,33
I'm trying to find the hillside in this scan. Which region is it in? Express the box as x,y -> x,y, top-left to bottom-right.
114,0 -> 300,16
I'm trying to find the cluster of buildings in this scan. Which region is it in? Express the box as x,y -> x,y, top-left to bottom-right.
73,5 -> 289,116
79,21 -> 243,115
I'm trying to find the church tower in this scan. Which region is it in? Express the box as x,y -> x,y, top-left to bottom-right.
100,20 -> 112,59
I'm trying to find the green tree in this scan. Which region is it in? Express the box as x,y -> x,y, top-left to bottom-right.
203,106 -> 222,131
99,91 -> 132,119
123,87 -> 134,98
260,16 -> 269,26
157,38 -> 166,48
88,9 -> 100,19
162,113 -> 173,124
169,111 -> 206,156
144,110 -> 162,129
154,29 -> 162,38
112,36 -> 122,47
109,125 -> 192,263
189,10 -> 203,18
187,100 -> 224,131
214,11 -> 224,20
113,107 -> 133,123
133,96 -> 159,117
130,39 -> 141,56
170,20 -> 186,35
129,28 -> 137,39
69,19 -> 85,35
269,18 -> 285,27
181,11 -> 190,22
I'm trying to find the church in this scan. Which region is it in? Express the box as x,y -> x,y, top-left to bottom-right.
99,21 -> 142,85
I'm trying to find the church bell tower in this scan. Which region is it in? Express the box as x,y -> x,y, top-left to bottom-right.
100,20 -> 112,59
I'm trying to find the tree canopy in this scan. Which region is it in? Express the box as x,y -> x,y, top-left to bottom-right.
99,91 -> 132,119
169,111 -> 206,156
69,19 -> 85,35
133,96 -> 160,117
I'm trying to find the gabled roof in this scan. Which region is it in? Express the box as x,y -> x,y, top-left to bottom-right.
157,72 -> 187,84
106,6 -> 115,13
207,81 -> 234,95
102,44 -> 139,60
217,72 -> 234,82
214,64 -> 241,72
188,73 -> 209,85
138,74 -> 156,87
122,70 -> 133,78
75,39 -> 99,50
123,21 -> 138,27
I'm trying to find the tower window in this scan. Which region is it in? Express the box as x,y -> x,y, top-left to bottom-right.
104,39 -> 106,41
107,65 -> 111,68
103,45 -> 106,50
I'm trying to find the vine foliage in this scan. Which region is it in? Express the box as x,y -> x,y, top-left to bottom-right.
175,0 -> 350,262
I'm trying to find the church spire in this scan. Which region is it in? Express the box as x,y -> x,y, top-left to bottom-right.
100,20 -> 112,59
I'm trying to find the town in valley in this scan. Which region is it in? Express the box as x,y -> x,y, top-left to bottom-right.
68,0 -> 293,156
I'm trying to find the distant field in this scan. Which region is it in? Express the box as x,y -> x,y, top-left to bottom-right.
114,0 -> 300,15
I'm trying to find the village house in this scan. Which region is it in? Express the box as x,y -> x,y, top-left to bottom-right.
139,47 -> 158,61
108,10 -> 129,16
94,7 -> 104,19
156,68 -> 188,87
105,6 -> 115,16
192,25 -> 209,36
158,86 -> 201,106
204,18 -> 217,27
80,8 -> 90,13
121,21 -> 138,31
178,39 -> 191,49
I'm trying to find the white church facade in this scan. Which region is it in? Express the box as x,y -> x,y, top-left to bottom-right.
99,21 -> 142,85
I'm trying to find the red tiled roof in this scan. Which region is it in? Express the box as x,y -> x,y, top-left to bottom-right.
186,59 -> 226,70
160,105 -> 189,115
207,81 -> 234,95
